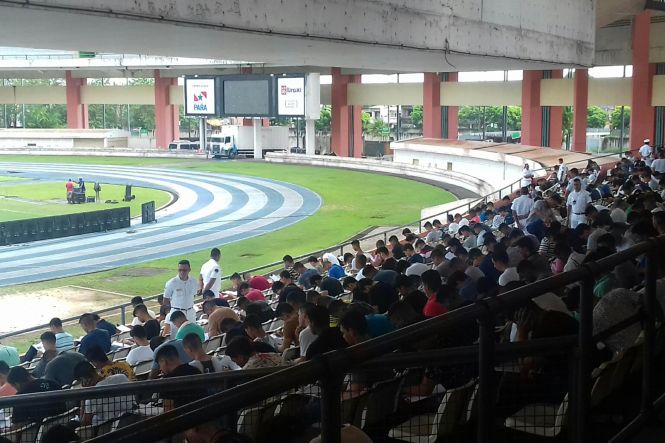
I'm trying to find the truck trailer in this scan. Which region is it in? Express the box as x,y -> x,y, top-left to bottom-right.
208,125 -> 289,159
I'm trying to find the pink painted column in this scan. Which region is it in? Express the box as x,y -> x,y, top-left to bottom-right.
154,70 -> 180,149
65,71 -> 88,129
422,73 -> 441,138
331,67 -> 350,156
630,10 -> 655,150
572,69 -> 589,153
446,72 -> 459,140
521,70 -> 542,146
549,70 -> 564,149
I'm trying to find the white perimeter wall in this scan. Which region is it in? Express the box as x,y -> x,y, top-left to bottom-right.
391,141 -> 539,188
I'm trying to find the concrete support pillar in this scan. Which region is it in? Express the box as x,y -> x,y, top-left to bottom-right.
445,72 -> 459,140
349,75 -> 363,157
329,69 -> 363,157
65,71 -> 88,129
630,10 -> 655,150
549,70 -> 564,149
331,67 -> 350,156
572,69 -> 589,153
423,73 -> 441,138
253,118 -> 262,159
154,70 -> 180,149
305,119 -> 316,155
521,70 -> 542,147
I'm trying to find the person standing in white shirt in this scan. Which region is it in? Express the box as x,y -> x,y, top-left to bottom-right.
521,164 -> 534,188
198,248 -> 222,296
163,259 -> 198,323
511,187 -> 534,230
567,178 -> 592,228
639,139 -> 653,166
556,158 -> 568,183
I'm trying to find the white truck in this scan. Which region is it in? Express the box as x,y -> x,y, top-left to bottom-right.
207,125 -> 289,159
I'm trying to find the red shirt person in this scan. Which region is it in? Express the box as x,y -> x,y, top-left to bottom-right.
420,270 -> 449,318
65,179 -> 74,202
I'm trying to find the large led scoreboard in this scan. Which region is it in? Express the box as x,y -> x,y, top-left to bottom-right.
184,74 -> 315,119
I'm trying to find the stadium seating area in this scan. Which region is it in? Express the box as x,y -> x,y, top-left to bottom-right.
2,153 -> 665,442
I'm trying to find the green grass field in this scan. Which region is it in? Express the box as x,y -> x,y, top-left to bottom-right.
0,182 -> 173,222
0,155 -> 454,350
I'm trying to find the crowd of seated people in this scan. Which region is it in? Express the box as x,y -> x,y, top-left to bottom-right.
2,152 -> 665,441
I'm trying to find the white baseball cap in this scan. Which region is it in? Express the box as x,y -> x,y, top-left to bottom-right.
610,208 -> 627,224
448,223 -> 459,235
644,139 -> 651,144
498,267 -> 520,287
405,263 -> 429,277
322,253 -> 339,265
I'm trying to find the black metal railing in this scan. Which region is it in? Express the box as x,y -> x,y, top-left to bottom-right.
74,235 -> 665,443
0,150 -> 622,344
0,294 -> 162,341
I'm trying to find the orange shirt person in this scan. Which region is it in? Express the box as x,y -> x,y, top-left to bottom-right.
65,179 -> 74,203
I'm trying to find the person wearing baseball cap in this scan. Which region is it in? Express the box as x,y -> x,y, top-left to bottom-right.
639,138 -> 653,166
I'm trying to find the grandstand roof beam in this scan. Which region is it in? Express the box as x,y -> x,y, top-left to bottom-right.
0,0 -> 594,71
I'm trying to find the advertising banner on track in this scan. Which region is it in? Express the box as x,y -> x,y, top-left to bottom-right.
184,77 -> 217,116
276,76 -> 305,117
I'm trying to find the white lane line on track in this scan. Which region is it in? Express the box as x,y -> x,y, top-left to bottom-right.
0,185 -> 297,279
0,163 -> 315,281
0,166 -> 238,253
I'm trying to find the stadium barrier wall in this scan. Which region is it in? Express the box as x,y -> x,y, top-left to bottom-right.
264,152 -> 496,196
0,207 -> 130,246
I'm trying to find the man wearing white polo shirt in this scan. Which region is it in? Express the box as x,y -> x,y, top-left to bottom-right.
639,139 -> 653,166
567,178 -> 592,229
511,187 -> 534,231
199,248 -> 222,297
556,158 -> 568,183
164,260 -> 198,323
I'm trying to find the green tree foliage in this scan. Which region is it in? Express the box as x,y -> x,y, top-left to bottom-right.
587,106 -> 608,129
270,117 -> 292,127
24,105 -> 66,128
316,105 -> 331,133
410,105 -> 423,129
610,106 -> 630,130
1,105 -> 22,128
129,105 -> 155,131
368,118 -> 389,137
562,106 -> 573,145
361,111 -> 372,133
458,106 -> 522,131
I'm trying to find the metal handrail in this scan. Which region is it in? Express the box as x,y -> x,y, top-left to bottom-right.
0,335 -> 575,408
0,150 -> 622,342
0,293 -> 161,341
0,367 -> 281,408
89,235 -> 665,443
207,150 -> 623,280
